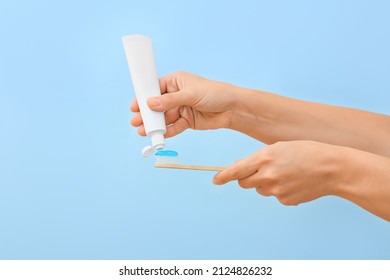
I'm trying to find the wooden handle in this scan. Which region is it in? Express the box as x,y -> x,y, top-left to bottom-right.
155,163 -> 224,171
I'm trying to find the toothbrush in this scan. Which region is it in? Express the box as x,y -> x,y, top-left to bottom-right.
155,150 -> 224,171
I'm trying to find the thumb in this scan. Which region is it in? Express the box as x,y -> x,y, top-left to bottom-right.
147,91 -> 194,111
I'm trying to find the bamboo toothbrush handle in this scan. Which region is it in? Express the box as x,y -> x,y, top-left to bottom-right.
155,163 -> 224,171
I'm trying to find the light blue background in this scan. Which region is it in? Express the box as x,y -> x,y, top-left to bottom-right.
1,0 -> 389,259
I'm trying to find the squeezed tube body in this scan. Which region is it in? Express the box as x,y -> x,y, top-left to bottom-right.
122,35 -> 166,156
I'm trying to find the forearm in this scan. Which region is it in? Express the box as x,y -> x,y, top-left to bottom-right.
333,147 -> 390,222
230,88 -> 390,157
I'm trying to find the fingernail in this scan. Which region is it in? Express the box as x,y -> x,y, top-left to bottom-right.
148,97 -> 161,108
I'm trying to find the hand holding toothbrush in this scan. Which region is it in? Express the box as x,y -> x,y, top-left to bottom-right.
213,140 -> 390,223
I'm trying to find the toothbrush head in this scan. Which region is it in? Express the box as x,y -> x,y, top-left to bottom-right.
155,150 -> 180,165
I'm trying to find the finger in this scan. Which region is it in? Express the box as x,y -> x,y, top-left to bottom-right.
238,166 -> 278,189
163,117 -> 190,138
158,75 -> 174,94
147,90 -> 196,112
130,99 -> 139,112
237,171 -> 264,189
131,106 -> 180,127
159,73 -> 179,94
135,118 -> 188,138
130,112 -> 143,127
159,76 -> 168,94
137,125 -> 146,136
255,186 -> 273,197
164,109 -> 180,126
213,153 -> 261,185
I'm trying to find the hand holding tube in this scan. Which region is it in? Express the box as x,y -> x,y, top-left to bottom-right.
130,71 -> 239,138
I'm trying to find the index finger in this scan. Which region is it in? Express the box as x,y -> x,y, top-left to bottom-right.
213,152 -> 261,185
159,72 -> 182,94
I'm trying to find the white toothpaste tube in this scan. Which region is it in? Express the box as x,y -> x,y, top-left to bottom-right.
122,34 -> 166,157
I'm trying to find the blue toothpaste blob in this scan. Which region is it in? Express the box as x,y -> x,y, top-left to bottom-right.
155,150 -> 178,157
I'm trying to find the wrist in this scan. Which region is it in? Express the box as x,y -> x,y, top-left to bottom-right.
229,87 -> 277,141
328,146 -> 371,200
214,82 -> 254,130
330,146 -> 390,221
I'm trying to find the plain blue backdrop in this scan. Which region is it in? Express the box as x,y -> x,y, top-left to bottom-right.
0,0 -> 389,259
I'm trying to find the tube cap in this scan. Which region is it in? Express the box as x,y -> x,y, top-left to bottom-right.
142,145 -> 154,157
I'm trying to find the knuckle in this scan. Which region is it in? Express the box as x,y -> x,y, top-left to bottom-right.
261,168 -> 279,184
164,93 -> 174,104
228,169 -> 241,181
172,71 -> 189,86
258,147 -> 277,165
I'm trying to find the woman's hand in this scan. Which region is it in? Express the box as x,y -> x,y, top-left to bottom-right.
130,71 -> 240,138
214,140 -> 390,221
213,141 -> 346,205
